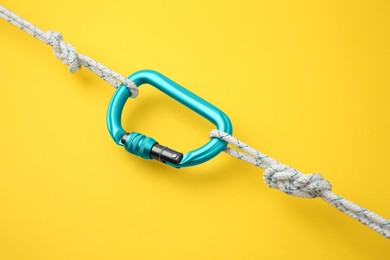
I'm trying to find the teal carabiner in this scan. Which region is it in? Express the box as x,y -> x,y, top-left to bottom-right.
106,70 -> 233,168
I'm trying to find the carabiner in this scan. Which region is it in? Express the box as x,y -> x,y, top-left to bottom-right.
106,70 -> 233,168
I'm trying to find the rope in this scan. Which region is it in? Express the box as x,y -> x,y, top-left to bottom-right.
0,5 -> 138,97
210,129 -> 390,238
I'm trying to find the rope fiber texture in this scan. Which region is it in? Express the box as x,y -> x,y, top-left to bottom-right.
0,5 -> 138,97
210,130 -> 390,239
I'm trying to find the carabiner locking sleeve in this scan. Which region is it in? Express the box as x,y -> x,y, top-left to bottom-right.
106,70 -> 233,168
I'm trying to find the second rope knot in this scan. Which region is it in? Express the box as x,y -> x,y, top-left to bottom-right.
263,164 -> 332,198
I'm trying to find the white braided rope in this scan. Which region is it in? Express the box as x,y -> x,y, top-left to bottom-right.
0,5 -> 138,97
210,129 -> 390,238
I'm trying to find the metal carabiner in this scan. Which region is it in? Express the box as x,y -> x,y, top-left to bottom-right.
106,70 -> 232,168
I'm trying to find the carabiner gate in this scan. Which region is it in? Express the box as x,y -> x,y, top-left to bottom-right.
107,70 -> 233,168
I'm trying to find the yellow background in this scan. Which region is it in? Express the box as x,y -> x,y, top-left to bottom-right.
1,0 -> 389,259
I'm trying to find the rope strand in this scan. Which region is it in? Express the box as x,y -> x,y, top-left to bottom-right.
210,129 -> 390,238
0,5 -> 138,97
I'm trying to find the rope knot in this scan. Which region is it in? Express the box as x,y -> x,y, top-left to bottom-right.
264,164 -> 332,198
46,31 -> 80,73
